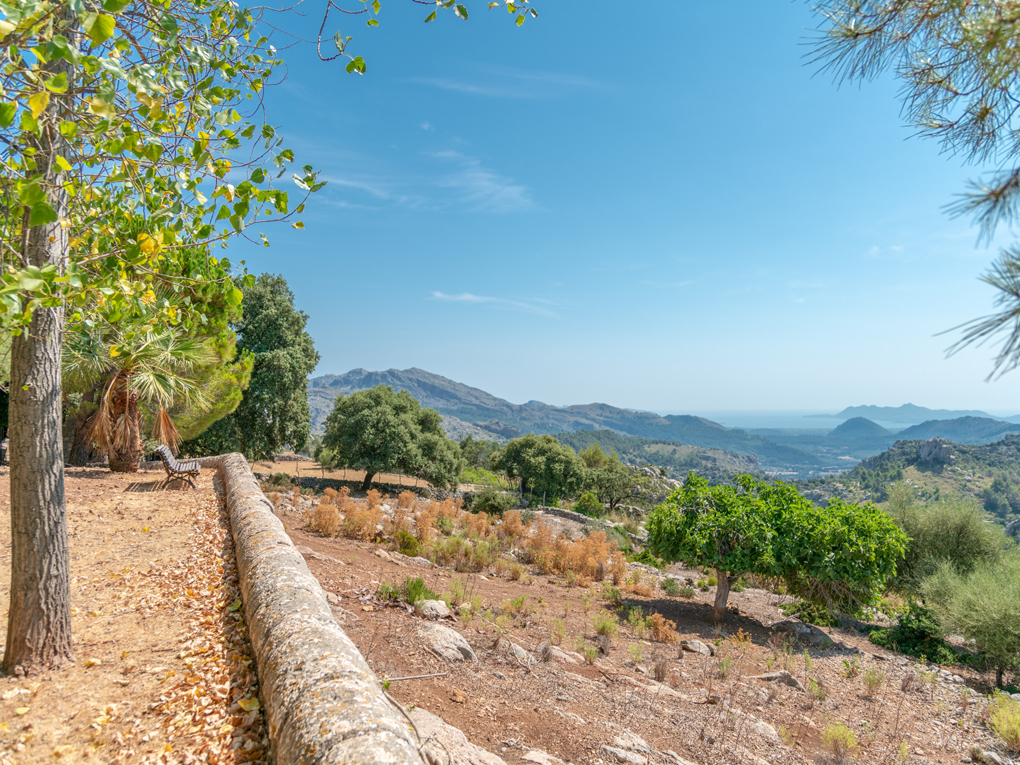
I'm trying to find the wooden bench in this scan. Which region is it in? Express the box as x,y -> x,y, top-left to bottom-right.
154,445 -> 201,489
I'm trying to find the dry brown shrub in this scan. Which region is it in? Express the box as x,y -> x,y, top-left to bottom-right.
335,486 -> 353,513
392,505 -> 413,537
366,489 -> 383,509
397,490 -> 418,510
268,491 -> 281,506
501,509 -> 525,541
649,613 -> 680,643
526,520 -> 555,564
494,558 -> 510,577
342,500 -> 382,541
416,502 -> 440,546
437,498 -> 458,520
608,552 -> 627,585
323,487 -> 338,501
625,582 -> 654,597
311,503 -> 341,537
463,511 -> 491,539
509,562 -> 524,581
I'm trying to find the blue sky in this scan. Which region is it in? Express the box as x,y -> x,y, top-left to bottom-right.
231,1 -> 1020,415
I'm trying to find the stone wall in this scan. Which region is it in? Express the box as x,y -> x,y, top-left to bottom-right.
217,453 -> 424,764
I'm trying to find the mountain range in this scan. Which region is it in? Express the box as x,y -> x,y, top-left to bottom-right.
307,368 -> 820,469
809,403 -> 1020,425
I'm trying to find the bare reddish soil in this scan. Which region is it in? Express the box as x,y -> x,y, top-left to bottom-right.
274,487 -> 1008,765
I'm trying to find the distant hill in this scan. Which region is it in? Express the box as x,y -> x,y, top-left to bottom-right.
812,403 -> 1001,425
554,429 -> 760,485
308,368 -> 820,470
893,416 -> 1020,444
829,417 -> 890,439
798,435 -> 1020,526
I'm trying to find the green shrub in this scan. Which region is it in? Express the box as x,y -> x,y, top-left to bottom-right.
626,549 -> 666,569
574,492 -> 604,517
888,495 -> 1011,594
661,577 -> 681,596
922,554 -> 1020,687
594,612 -> 619,637
989,692 -> 1020,753
396,530 -> 421,558
402,576 -> 438,605
820,723 -> 857,762
460,465 -> 503,487
474,487 -> 516,516
868,601 -> 957,665
779,600 -> 840,628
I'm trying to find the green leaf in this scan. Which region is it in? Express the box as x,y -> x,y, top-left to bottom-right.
530,8 -> 537,17
102,0 -> 131,13
250,168 -> 265,184
16,273 -> 44,291
488,2 -> 501,8
55,156 -> 72,172
292,221 -> 304,229
17,181 -> 45,208
0,102 -> 15,128
28,203 -> 58,227
83,13 -> 116,43
227,287 -> 243,307
455,4 -> 468,20
424,10 -> 436,22
44,73 -> 68,93
345,56 -> 366,75
367,19 -> 378,27
516,13 -> 524,26
333,30 -> 346,54
372,0 -> 381,13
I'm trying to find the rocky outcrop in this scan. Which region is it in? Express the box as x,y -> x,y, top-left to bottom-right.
916,437 -> 954,466
218,453 -> 423,765
1006,517 -> 1020,543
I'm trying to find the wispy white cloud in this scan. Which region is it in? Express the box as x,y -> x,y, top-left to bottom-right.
431,291 -> 557,317
409,66 -> 600,99
420,121 -> 433,131
318,151 -> 532,213
431,151 -> 532,212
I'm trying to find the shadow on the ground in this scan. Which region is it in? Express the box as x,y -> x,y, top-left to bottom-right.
124,480 -> 191,492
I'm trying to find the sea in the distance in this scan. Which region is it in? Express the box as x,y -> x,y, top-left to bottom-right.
670,410 -> 905,433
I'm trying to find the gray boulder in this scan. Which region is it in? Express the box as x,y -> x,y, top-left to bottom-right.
416,599 -> 451,619
420,623 -> 477,662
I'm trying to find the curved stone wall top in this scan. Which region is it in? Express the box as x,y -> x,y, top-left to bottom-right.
217,452 -> 423,764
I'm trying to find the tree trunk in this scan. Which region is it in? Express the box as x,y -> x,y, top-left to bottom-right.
712,569 -> 733,624
107,371 -> 142,473
4,22 -> 75,669
361,472 -> 375,492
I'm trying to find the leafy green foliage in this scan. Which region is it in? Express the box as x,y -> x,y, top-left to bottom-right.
472,487 -> 516,516
396,530 -> 421,558
649,474 -> 908,617
183,275 -> 318,460
574,492 -> 604,517
322,385 -> 462,490
459,435 -> 499,469
778,600 -> 839,628
887,492 -> 1012,593
376,576 -> 438,605
868,602 -> 958,666
491,434 -> 584,501
922,554 -> 1020,687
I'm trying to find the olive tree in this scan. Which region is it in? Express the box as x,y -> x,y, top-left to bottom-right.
648,474 -> 907,623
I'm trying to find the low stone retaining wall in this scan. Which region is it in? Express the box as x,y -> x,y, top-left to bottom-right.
217,453 -> 423,764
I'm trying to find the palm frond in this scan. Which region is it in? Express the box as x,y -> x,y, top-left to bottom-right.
152,406 -> 182,452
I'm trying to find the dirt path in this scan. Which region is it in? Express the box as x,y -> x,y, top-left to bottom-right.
0,467 -> 267,764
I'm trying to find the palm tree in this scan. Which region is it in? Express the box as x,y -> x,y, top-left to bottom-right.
64,326 -> 214,472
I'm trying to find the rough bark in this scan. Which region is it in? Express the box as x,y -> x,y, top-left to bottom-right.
3,30 -> 75,669
712,569 -> 733,624
361,471 -> 375,492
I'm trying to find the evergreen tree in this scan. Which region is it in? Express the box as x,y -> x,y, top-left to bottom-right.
184,274 -> 318,460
